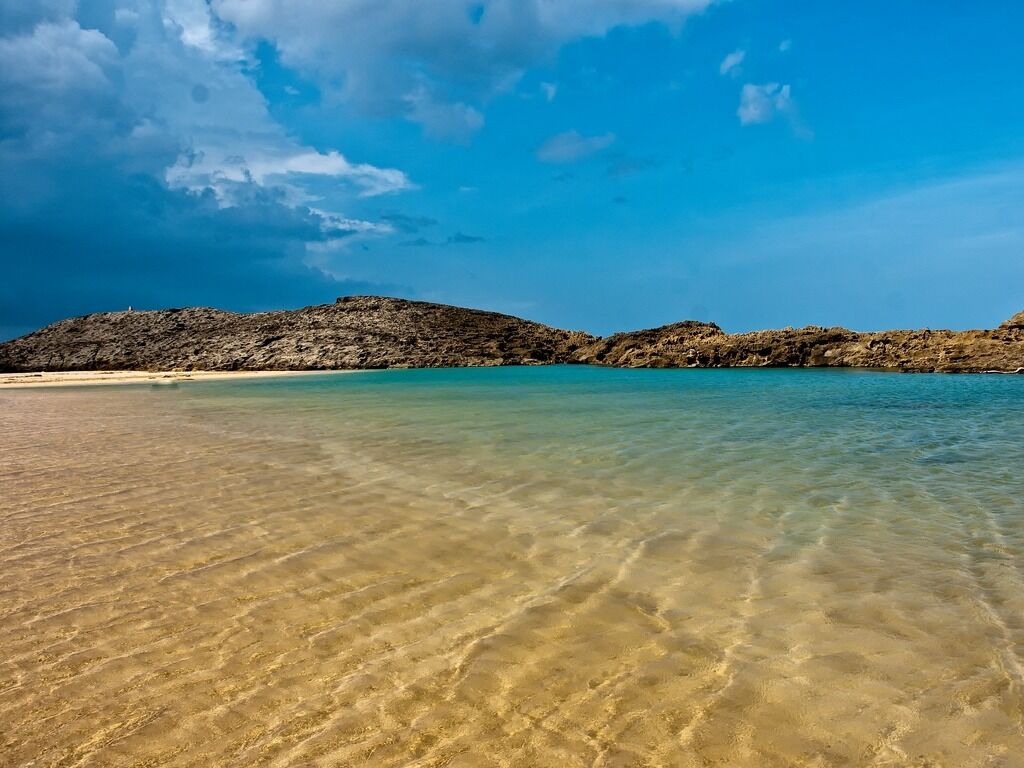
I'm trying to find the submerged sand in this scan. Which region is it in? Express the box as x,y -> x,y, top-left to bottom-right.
2,371 -> 1023,767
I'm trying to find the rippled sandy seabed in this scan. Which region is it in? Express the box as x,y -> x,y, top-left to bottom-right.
2,368 -> 1023,767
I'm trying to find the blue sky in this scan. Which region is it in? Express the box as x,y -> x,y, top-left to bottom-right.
1,1 -> 1022,339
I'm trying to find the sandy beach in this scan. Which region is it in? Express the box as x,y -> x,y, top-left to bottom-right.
0,369 -> 352,388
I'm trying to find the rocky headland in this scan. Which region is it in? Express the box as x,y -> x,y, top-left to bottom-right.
573,317 -> 1024,373
1,296 -> 1022,373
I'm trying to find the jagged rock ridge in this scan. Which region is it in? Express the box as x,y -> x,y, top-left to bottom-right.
1,297 -> 1022,373
573,320 -> 1024,373
1001,311 -> 1024,331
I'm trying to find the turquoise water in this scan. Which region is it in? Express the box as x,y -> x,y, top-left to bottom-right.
4,367 -> 1023,766
193,366 -> 1024,522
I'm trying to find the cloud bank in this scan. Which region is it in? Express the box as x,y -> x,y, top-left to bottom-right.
0,0 -> 419,337
212,0 -> 715,138
0,0 -> 719,337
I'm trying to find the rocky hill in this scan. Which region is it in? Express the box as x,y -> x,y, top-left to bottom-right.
1,297 -> 1022,373
0,297 -> 595,372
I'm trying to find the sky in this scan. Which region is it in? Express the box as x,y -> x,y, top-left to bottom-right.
1,1 -> 1023,340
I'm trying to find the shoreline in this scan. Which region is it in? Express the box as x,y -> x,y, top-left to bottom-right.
4,364 -> 1021,765
0,369 -> 354,388
3,365 -> 1023,389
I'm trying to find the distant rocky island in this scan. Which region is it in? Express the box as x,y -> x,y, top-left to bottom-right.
1,297 -> 1022,374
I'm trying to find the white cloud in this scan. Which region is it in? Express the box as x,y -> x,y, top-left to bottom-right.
718,48 -> 745,77
118,3 -> 415,202
210,0 -> 716,138
737,82 -> 793,125
404,86 -> 485,143
310,209 -> 393,237
0,18 -> 121,137
167,147 -> 412,201
162,0 -> 224,55
0,0 -> 76,31
0,19 -> 118,96
541,81 -> 558,102
536,130 -> 616,163
0,1 -> 413,253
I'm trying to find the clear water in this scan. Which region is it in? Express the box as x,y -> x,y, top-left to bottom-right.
2,367 -> 1023,766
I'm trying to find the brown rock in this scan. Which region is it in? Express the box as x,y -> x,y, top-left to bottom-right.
1000,310 -> 1024,330
573,319 -> 1024,373
0,297 -> 595,372
2,299 -> 1022,374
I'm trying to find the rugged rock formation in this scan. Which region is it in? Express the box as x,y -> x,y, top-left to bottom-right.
1,298 -> 1022,373
573,319 -> 1024,373
1001,311 -> 1024,331
0,297 -> 595,372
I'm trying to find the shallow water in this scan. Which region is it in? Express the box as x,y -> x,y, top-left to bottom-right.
2,366 -> 1023,767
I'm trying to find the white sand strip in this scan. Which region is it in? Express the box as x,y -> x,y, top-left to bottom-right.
0,370 -> 355,388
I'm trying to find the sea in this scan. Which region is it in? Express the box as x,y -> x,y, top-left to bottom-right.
2,366 -> 1023,766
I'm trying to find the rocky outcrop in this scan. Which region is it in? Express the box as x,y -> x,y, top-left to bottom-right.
0,297 -> 595,372
1,299 -> 1022,373
1001,311 -> 1024,331
573,319 -> 1024,373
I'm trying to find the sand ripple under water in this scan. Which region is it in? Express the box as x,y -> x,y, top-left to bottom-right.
1,367 -> 1023,767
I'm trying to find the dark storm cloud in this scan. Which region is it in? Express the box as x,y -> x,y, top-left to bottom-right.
380,211 -> 439,233
0,2 -> 410,340
0,148 -> 404,340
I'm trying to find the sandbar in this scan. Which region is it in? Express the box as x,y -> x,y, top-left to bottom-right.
0,369 -> 351,388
